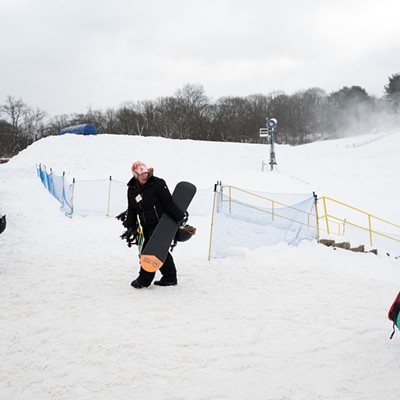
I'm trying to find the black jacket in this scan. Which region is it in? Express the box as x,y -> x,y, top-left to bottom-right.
124,172 -> 185,234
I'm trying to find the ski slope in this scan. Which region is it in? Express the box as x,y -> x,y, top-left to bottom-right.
1,131 -> 400,400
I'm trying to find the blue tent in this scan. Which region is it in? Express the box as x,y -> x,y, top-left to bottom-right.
59,124 -> 97,135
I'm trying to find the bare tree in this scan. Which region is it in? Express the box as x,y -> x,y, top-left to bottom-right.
213,96 -> 255,142
23,107 -> 47,142
245,94 -> 271,142
0,120 -> 17,157
103,108 -> 118,134
266,93 -> 295,144
45,114 -> 73,137
115,102 -> 146,136
2,96 -> 26,131
174,83 -> 211,140
1,96 -> 46,154
290,88 -> 327,143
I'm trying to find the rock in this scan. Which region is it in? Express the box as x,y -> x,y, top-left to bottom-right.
319,239 -> 336,247
335,242 -> 351,250
350,245 -> 365,253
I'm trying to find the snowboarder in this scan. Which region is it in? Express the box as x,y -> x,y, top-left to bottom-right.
121,161 -> 186,289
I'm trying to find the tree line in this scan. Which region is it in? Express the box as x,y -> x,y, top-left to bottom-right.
1,73 -> 400,158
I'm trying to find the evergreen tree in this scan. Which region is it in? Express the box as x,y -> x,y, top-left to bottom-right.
384,73 -> 400,111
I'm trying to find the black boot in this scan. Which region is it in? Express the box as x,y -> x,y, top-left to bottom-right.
154,277 -> 177,286
131,278 -> 150,289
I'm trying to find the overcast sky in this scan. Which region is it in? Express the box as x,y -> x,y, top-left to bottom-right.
1,0 -> 400,117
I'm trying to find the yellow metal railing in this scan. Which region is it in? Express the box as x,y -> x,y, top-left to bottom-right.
208,185 -> 400,259
219,185 -> 317,236
223,185 -> 316,224
317,196 -> 400,247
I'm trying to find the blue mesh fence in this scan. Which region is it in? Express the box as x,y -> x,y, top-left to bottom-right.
37,165 -> 126,217
37,165 -> 74,215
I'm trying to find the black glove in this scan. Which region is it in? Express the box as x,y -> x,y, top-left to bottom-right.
120,228 -> 138,247
116,210 -> 127,223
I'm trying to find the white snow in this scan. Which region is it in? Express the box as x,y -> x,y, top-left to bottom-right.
1,131 -> 400,400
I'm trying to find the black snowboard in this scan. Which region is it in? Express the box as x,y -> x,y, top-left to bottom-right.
140,181 -> 196,272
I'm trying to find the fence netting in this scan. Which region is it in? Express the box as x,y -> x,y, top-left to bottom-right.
73,179 -> 126,216
37,165 -> 127,217
209,184 -> 317,258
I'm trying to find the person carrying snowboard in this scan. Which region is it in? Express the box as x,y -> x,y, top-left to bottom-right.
122,161 -> 186,289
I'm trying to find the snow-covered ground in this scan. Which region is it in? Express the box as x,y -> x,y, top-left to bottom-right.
1,131 -> 400,400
